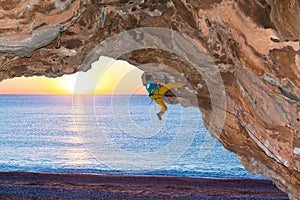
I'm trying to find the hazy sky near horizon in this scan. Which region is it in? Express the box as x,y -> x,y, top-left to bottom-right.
0,57 -> 146,95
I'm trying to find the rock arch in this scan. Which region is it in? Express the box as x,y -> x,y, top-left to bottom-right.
0,0 -> 299,198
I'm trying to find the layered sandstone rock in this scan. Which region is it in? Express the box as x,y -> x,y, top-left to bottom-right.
0,0 -> 299,199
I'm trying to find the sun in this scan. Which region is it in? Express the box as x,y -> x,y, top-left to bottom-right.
55,73 -> 98,95
53,57 -> 115,95
54,75 -> 76,94
55,57 -> 145,95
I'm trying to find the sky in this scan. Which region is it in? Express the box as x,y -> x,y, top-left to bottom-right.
0,56 -> 146,95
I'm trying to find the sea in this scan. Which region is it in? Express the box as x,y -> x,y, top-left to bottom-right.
0,94 -> 266,179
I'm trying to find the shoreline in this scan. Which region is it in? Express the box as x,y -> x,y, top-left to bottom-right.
0,171 -> 288,199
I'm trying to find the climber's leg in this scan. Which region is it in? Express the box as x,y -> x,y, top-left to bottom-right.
155,99 -> 167,120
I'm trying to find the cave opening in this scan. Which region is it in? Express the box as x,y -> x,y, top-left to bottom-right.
0,56 -> 266,180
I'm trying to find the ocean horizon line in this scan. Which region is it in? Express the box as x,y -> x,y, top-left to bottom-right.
0,93 -> 148,96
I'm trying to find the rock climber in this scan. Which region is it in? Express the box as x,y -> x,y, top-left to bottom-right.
144,75 -> 182,120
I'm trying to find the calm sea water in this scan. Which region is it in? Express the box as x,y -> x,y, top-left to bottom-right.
0,95 -> 266,179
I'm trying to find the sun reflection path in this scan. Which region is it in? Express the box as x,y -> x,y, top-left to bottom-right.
63,96 -> 99,166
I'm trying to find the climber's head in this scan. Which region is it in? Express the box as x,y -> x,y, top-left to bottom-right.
146,75 -> 153,82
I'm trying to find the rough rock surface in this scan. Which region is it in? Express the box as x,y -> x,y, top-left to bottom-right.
0,0 -> 299,199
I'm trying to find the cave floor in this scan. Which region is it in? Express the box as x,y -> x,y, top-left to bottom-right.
0,171 -> 289,199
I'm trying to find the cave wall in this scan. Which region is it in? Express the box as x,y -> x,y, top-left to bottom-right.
0,0 -> 299,199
